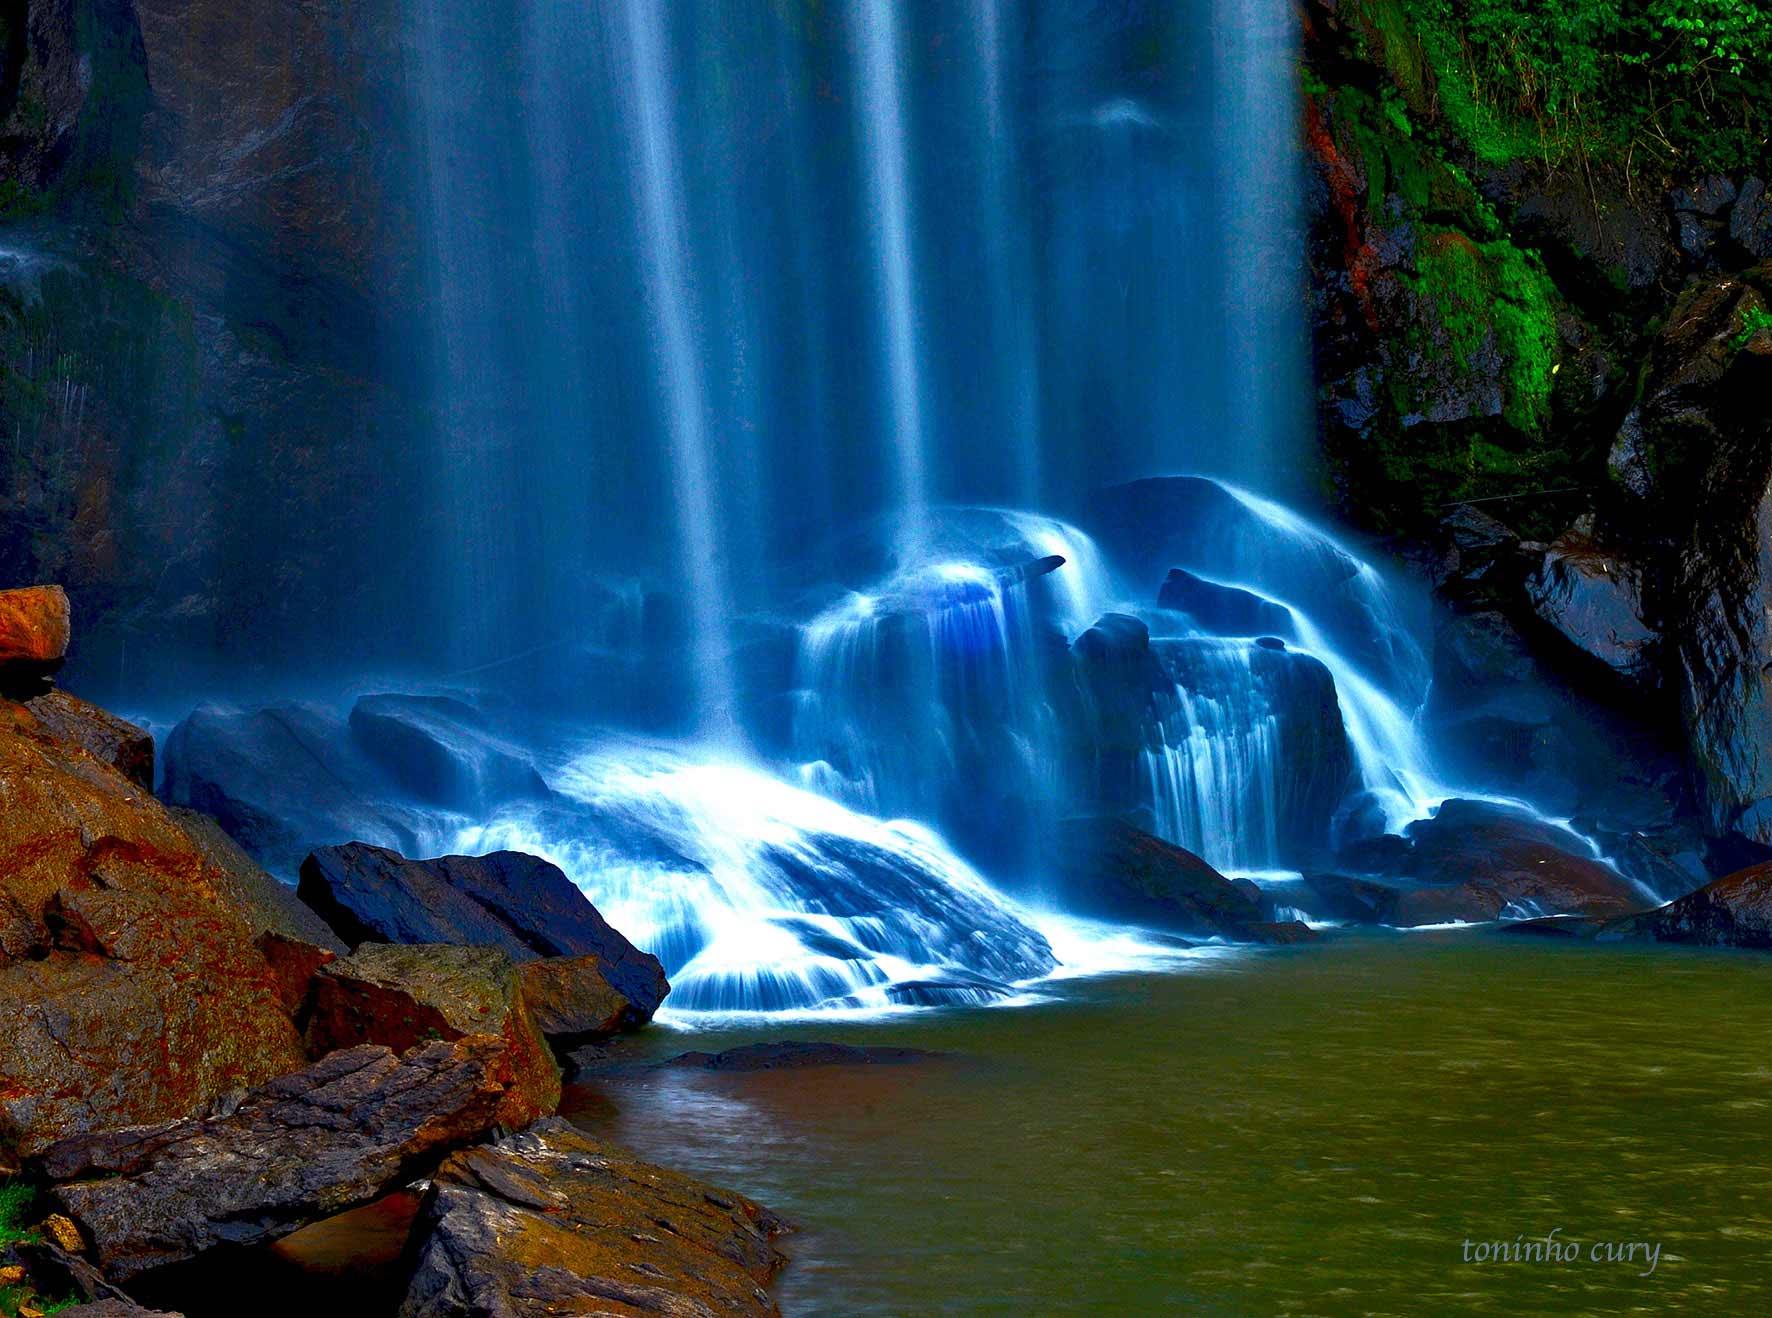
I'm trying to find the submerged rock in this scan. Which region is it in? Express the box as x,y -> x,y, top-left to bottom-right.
43,1039 -> 531,1282
399,1118 -> 787,1317
0,585 -> 71,695
304,944 -> 560,1127
296,844 -> 669,1021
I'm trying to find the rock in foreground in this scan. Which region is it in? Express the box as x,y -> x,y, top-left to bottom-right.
0,698 -> 306,1162
400,1118 -> 787,1317
298,844 -> 669,1019
44,1039 -> 531,1282
305,944 -> 561,1126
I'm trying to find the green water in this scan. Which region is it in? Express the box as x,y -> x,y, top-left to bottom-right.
567,931 -> 1772,1315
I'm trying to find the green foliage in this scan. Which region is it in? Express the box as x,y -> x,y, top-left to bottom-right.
1396,0 -> 1772,173
1735,303 -> 1772,349
0,1179 -> 38,1246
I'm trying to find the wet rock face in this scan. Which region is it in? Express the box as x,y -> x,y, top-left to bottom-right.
297,844 -> 670,1020
43,1039 -> 528,1283
304,944 -> 560,1128
399,1118 -> 787,1318
1613,268 -> 1772,845
1525,526 -> 1655,683
0,696 -> 306,1162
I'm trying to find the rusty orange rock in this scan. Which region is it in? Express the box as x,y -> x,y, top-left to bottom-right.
0,587 -> 71,693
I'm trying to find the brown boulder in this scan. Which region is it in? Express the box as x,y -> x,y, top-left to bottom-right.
0,699 -> 306,1161
515,956 -> 649,1045
399,1118 -> 787,1317
1609,863 -> 1772,949
305,944 -> 559,1128
43,1039 -> 524,1283
1053,816 -> 1270,940
0,586 -> 71,693
1389,800 -> 1646,925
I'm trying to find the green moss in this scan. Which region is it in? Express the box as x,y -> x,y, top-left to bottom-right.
0,1179 -> 37,1246
1734,304 -> 1772,352
1401,229 -> 1561,434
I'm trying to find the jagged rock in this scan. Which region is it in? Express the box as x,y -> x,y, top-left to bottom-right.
348,693 -> 549,813
399,1118 -> 787,1317
58,1301 -> 183,1317
21,691 -> 154,791
1053,816 -> 1270,939
1731,179 -> 1772,260
297,844 -> 669,1020
304,945 -> 559,1127
0,586 -> 71,695
1611,269 -> 1772,844
515,956 -> 650,1045
43,1039 -> 527,1282
0,700 -> 306,1162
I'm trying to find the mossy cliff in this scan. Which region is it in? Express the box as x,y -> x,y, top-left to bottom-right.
1302,0 -> 1772,539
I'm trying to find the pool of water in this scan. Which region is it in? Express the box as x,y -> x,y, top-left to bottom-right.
566,930 -> 1772,1314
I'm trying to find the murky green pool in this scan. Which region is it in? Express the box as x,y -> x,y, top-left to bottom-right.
568,931 -> 1772,1314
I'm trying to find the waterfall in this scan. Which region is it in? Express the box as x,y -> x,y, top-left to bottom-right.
607,0 -> 741,741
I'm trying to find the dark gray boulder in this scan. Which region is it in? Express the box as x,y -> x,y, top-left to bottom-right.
296,844 -> 669,1020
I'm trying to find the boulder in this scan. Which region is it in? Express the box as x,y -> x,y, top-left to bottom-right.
1732,179 -> 1772,261
297,844 -> 669,1020
1525,524 -> 1656,682
515,956 -> 650,1045
1608,863 -> 1772,949
347,693 -> 549,813
1156,568 -> 1293,638
21,691 -> 155,791
1053,816 -> 1270,939
43,1039 -> 527,1283
1390,800 -> 1646,924
0,700 -> 307,1162
0,586 -> 71,695
399,1118 -> 786,1318
304,945 -> 560,1127
159,703 -> 430,879
57,1303 -> 183,1317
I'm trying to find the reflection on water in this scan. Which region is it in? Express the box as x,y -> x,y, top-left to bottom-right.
569,932 -> 1772,1314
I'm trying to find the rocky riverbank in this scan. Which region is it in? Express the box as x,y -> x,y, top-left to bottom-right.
0,588 -> 786,1316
